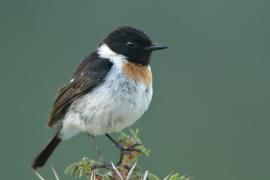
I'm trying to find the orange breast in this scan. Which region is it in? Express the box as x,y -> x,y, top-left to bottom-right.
123,62 -> 152,86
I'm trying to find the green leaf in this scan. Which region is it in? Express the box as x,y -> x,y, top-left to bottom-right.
148,172 -> 160,180
64,157 -> 92,178
63,128 -> 187,180
168,173 -> 188,180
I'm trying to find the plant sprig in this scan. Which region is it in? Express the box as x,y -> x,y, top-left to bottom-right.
63,129 -> 188,180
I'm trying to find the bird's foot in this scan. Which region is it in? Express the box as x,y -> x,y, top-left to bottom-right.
91,161 -> 112,170
121,143 -> 142,153
117,143 -> 142,165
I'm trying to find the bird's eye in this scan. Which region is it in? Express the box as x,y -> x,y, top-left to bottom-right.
126,42 -> 136,48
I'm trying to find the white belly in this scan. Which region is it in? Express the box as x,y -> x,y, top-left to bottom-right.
60,65 -> 152,139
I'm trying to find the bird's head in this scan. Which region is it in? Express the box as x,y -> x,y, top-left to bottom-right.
98,26 -> 167,66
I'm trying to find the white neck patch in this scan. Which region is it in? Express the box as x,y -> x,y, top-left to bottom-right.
97,43 -> 127,70
97,43 -> 127,62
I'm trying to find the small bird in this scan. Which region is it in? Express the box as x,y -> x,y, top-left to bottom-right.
31,26 -> 167,170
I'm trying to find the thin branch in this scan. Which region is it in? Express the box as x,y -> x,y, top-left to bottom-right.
126,162 -> 137,180
50,165 -> 60,180
111,162 -> 123,180
34,170 -> 45,180
143,171 -> 149,180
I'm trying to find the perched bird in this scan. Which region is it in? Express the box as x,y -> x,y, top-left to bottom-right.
31,26 -> 167,170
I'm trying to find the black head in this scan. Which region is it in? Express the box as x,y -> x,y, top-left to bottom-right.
102,26 -> 167,66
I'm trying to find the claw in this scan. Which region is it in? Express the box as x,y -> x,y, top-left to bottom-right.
91,162 -> 112,170
117,143 -> 143,165
105,134 -> 144,166
121,143 -> 142,153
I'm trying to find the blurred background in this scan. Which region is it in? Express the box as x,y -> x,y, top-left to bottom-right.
0,0 -> 269,179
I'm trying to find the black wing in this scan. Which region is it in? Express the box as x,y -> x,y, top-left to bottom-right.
48,52 -> 113,127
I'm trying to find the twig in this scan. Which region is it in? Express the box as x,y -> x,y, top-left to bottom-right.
90,171 -> 94,180
126,162 -> 137,180
34,170 -> 45,180
111,162 -> 124,180
143,171 -> 149,180
50,165 -> 60,180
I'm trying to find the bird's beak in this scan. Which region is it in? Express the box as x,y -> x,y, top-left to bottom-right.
145,43 -> 168,51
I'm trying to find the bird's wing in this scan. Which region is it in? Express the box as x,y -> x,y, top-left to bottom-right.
48,53 -> 113,127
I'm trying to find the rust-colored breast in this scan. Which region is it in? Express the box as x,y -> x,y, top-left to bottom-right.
123,62 -> 152,86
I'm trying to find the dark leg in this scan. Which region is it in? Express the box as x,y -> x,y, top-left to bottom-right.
87,134 -> 104,162
86,134 -> 112,170
105,133 -> 124,150
105,133 -> 141,165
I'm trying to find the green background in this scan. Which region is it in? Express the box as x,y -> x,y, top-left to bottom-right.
1,0 -> 269,179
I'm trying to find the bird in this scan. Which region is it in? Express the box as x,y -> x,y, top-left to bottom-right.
31,26 -> 167,170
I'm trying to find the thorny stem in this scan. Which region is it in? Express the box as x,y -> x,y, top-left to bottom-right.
105,134 -> 142,165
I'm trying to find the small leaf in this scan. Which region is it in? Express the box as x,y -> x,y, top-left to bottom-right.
148,172 -> 160,180
63,128 -> 187,180
64,157 -> 92,178
168,173 -> 189,180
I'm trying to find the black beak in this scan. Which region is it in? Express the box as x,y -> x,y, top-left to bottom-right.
145,43 -> 168,51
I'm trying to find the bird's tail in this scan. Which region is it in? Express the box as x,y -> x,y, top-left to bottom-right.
31,131 -> 61,170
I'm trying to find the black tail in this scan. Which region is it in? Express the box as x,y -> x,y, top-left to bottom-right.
31,132 -> 61,170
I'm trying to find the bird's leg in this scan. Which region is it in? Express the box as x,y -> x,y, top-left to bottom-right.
87,134 -> 111,169
88,134 -> 104,162
105,133 -> 142,165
